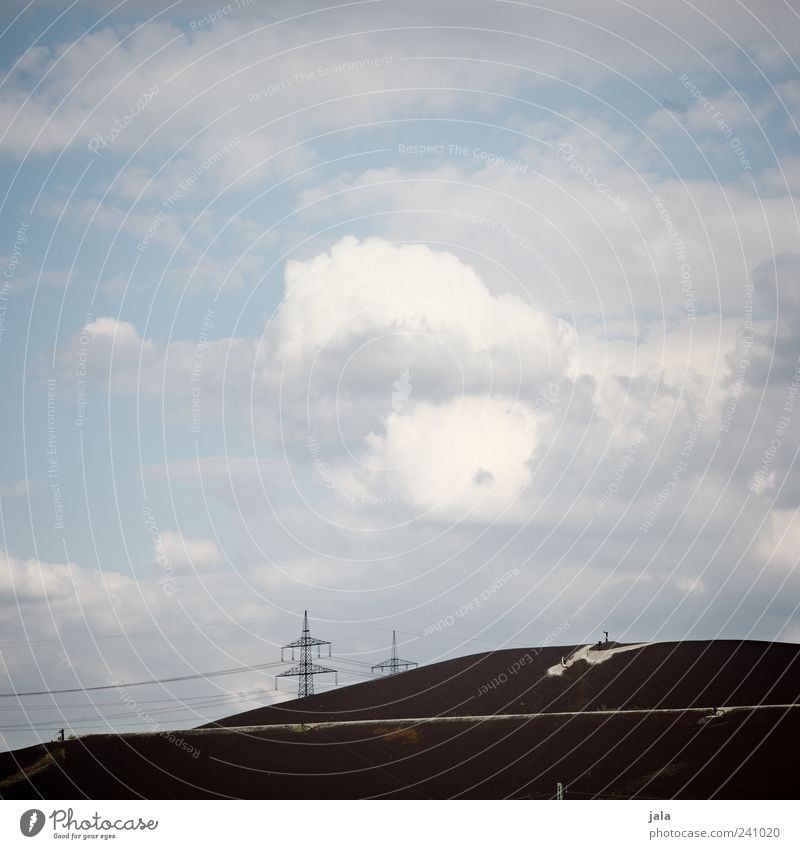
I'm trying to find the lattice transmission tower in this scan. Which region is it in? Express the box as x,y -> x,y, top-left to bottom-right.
371,630 -> 418,675
277,610 -> 337,697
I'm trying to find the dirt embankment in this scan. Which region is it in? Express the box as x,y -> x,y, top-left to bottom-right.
2,640 -> 799,800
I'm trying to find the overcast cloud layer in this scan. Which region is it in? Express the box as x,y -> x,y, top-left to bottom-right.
1,0 -> 800,752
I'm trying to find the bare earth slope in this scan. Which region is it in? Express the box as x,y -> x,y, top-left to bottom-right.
205,640 -> 800,727
2,640 -> 798,799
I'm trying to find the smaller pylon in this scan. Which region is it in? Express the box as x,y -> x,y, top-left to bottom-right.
372,630 -> 418,675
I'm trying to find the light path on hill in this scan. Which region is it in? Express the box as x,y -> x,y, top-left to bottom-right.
188,702 -> 800,738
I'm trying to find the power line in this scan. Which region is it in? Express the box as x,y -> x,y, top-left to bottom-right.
0,692 -> 260,711
0,618 -> 430,741
0,693 -> 274,735
6,699 -> 258,729
0,660 -> 285,699
0,717 -> 212,733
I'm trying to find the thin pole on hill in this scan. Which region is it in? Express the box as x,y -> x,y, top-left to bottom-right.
276,611 -> 337,698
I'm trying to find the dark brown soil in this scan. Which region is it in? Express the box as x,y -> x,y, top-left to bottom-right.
206,639 -> 800,727
2,640 -> 798,799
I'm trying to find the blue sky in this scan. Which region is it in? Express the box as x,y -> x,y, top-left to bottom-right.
1,0 -> 800,751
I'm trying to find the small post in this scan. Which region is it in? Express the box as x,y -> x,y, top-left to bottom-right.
556,781 -> 564,800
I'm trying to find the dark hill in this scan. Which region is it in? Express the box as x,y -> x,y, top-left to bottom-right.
205,640 -> 800,727
2,639 -> 799,799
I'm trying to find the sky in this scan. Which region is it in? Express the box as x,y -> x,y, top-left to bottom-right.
1,0 -> 800,752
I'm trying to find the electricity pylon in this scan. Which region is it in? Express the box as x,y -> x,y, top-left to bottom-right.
277,611 -> 337,697
371,630 -> 418,675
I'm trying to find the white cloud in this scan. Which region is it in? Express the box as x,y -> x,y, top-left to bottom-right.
49,236 -> 761,531
288,146 -> 800,323
275,234 -> 568,373
757,510 -> 800,578
334,395 -> 540,523
5,2 -> 796,168
58,316 -> 160,394
0,16 -> 513,173
154,529 -> 224,573
0,547 -> 92,603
